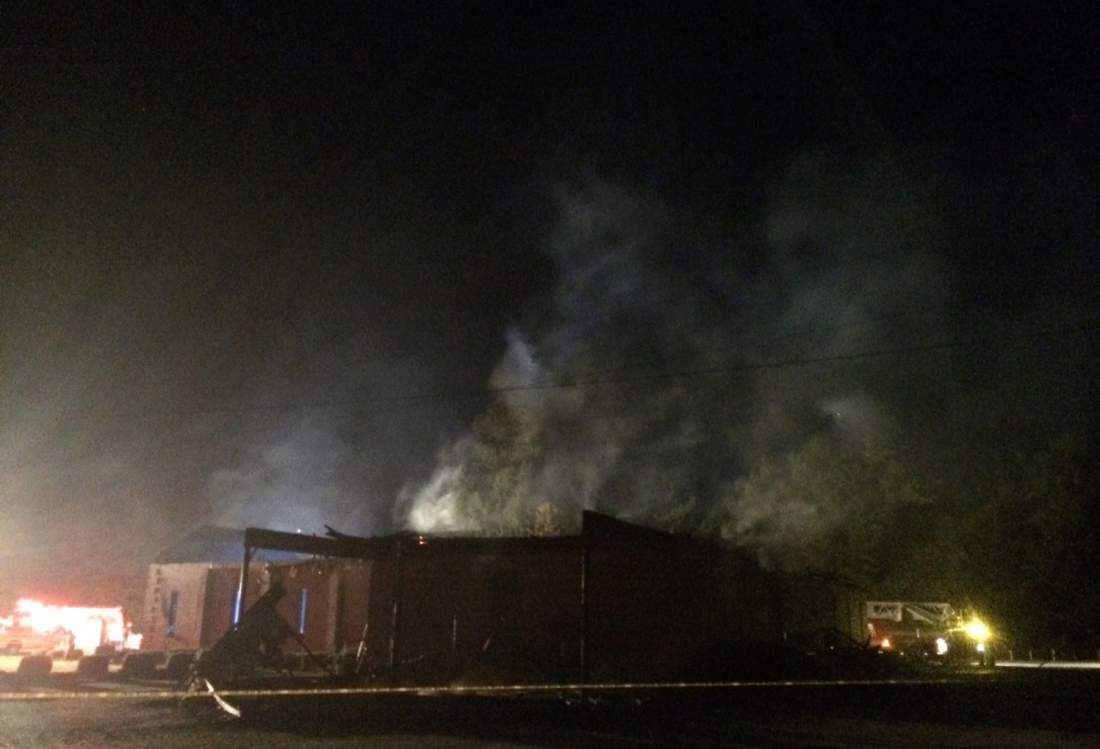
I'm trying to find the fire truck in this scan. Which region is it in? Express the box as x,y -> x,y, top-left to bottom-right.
0,599 -> 125,656
864,601 -> 992,663
0,622 -> 69,655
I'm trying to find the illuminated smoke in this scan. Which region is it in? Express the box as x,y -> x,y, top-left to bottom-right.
401,151 -> 949,569
404,439 -> 477,533
208,416 -> 358,534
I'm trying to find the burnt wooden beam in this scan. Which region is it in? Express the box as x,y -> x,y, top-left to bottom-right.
243,527 -> 391,560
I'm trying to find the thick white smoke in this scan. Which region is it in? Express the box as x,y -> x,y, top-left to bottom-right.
403,439 -> 476,533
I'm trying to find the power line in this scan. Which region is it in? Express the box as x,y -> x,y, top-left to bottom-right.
47,320 -> 1098,423
550,307 -> 956,381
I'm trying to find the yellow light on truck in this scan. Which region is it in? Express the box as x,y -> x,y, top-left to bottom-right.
963,618 -> 991,642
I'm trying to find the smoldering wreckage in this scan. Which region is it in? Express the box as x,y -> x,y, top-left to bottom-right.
10,511 -> 975,717
0,511 -> 994,717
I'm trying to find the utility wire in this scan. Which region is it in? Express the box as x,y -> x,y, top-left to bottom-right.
49,319 -> 1098,423
549,307 -> 956,381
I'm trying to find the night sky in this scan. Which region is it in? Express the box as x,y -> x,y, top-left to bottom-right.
2,2 -> 1097,592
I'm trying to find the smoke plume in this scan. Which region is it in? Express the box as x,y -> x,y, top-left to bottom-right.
400,150 -> 953,572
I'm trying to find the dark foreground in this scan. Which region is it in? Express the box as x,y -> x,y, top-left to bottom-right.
0,671 -> 1097,748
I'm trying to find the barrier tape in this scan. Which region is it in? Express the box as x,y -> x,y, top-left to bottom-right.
0,677 -> 972,702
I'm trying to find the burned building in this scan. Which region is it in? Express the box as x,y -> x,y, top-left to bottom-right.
143,513 -> 863,684
142,526 -> 307,653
